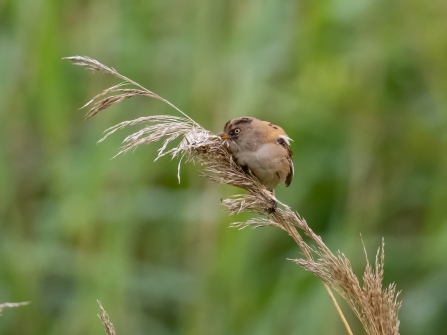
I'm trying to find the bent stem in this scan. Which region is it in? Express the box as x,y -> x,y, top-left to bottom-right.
324,283 -> 354,335
65,56 -> 401,335
279,219 -> 353,335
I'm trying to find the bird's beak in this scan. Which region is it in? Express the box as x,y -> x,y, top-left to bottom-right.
217,131 -> 229,140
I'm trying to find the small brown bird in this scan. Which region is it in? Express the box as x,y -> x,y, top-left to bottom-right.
218,117 -> 294,191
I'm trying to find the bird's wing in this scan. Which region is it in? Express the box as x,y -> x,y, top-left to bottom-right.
276,136 -> 294,187
285,145 -> 294,187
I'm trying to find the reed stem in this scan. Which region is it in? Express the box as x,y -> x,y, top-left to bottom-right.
323,282 -> 354,335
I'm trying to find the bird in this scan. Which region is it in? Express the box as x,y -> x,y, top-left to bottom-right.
218,117 -> 294,192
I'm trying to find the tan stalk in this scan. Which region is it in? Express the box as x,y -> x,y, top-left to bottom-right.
65,56 -> 401,335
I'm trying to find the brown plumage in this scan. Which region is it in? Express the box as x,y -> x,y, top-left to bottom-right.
218,117 -> 294,191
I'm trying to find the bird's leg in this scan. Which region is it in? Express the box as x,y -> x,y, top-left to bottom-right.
241,165 -> 250,175
242,165 -> 259,182
242,165 -> 277,213
267,189 -> 277,213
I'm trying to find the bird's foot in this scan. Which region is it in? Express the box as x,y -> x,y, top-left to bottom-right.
267,190 -> 277,213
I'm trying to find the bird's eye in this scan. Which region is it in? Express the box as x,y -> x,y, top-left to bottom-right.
233,128 -> 241,134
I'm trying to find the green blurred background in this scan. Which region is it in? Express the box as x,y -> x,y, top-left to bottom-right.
1,0 -> 446,334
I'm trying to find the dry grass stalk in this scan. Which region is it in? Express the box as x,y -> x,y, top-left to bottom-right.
0,301 -> 30,316
97,300 -> 116,335
65,56 -> 401,335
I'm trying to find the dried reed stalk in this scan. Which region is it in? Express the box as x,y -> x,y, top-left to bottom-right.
0,301 -> 30,316
97,301 -> 116,335
65,56 -> 401,335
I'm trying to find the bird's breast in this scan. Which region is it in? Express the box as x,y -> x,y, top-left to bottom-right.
233,143 -> 289,190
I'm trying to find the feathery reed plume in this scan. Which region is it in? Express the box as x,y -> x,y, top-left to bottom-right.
0,301 -> 30,316
97,300 -> 116,335
65,56 -> 401,335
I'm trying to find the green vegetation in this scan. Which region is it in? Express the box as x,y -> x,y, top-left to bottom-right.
1,0 -> 446,334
